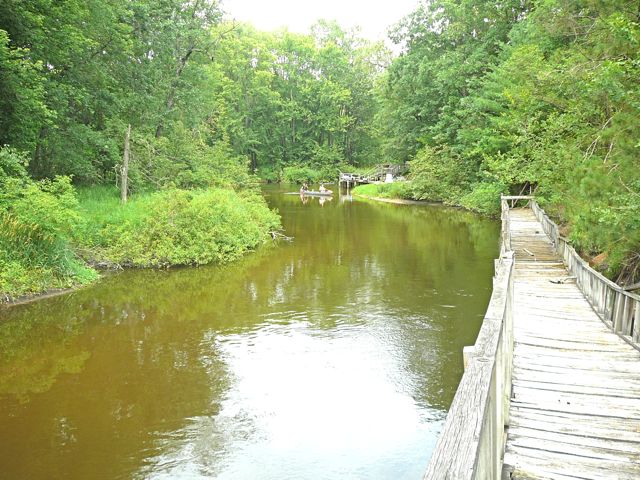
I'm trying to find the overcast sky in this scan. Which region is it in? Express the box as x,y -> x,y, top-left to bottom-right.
221,0 -> 419,45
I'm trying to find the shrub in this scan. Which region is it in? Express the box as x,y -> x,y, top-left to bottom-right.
255,165 -> 279,183
460,181 -> 507,215
407,146 -> 474,202
91,188 -> 280,267
0,148 -> 97,298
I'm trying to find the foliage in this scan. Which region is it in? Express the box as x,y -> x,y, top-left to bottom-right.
406,146 -> 472,202
382,0 -> 640,281
460,182 -> 507,215
77,188 -> 280,267
209,21 -> 389,175
0,148 -> 97,299
279,163 -> 344,184
280,165 -> 323,184
0,29 -> 49,153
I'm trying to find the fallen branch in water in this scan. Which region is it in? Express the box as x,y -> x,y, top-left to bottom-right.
270,231 -> 294,242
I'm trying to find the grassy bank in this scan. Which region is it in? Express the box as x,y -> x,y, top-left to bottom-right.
74,186 -> 280,268
353,178 -> 505,217
351,182 -> 412,200
1,151 -> 280,302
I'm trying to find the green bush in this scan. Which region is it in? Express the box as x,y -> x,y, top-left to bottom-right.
460,181 -> 507,215
0,148 -> 97,298
82,188 -> 280,267
407,146 -> 474,202
255,165 -> 279,183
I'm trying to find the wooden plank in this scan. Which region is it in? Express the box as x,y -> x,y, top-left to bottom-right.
507,432 -> 640,462
514,342 -> 640,361
509,407 -> 640,440
504,445 -> 640,479
512,378 -> 640,399
510,390 -> 640,420
511,369 -> 640,390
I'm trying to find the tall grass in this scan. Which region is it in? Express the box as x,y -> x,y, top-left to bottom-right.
0,149 -> 98,299
74,186 -> 281,267
352,182 -> 411,199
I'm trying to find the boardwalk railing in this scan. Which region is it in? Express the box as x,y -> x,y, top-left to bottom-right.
425,195 -> 640,478
339,164 -> 408,187
530,200 -> 640,349
424,200 -> 515,479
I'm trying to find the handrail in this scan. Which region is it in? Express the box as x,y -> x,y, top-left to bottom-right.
529,200 -> 640,349
424,199 -> 515,479
339,164 -> 408,185
424,195 -> 640,478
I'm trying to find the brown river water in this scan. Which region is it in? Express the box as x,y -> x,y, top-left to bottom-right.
0,185 -> 499,479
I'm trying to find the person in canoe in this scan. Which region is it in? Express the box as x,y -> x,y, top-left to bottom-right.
319,184 -> 332,194
300,182 -> 309,194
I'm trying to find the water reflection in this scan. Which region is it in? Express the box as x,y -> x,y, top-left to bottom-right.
0,185 -> 498,479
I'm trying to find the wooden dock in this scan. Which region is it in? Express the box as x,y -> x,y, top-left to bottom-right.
338,163 -> 407,188
424,197 -> 640,480
503,209 -> 640,479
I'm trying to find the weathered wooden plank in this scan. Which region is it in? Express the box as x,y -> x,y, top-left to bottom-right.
512,378 -> 640,399
509,408 -> 640,440
512,368 -> 640,388
510,394 -> 640,420
514,336 -> 632,351
508,433 -> 640,462
514,329 -> 624,343
504,445 -> 640,479
513,346 -> 640,363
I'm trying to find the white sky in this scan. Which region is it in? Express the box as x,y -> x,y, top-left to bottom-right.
221,0 -> 419,45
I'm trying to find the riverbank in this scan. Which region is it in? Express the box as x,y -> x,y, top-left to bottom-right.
1,182 -> 280,304
352,193 -> 439,206
351,182 -> 472,210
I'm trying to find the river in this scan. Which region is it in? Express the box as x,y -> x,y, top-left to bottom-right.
0,185 -> 499,479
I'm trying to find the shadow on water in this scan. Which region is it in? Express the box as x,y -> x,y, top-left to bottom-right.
0,184 -> 499,479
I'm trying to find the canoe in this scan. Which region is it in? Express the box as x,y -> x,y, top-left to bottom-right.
301,190 -> 333,197
285,191 -> 333,197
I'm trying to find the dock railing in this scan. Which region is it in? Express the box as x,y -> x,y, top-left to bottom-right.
424,199 -> 515,479
424,194 -> 640,479
530,200 -> 640,349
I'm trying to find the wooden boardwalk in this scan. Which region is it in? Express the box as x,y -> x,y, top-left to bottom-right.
503,209 -> 640,479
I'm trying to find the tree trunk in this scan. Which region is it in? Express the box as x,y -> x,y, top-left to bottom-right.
121,124 -> 131,204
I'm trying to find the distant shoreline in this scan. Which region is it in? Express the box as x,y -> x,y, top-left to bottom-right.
352,193 -> 441,206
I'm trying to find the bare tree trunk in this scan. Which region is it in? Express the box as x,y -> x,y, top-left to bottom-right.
121,124 -> 131,204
